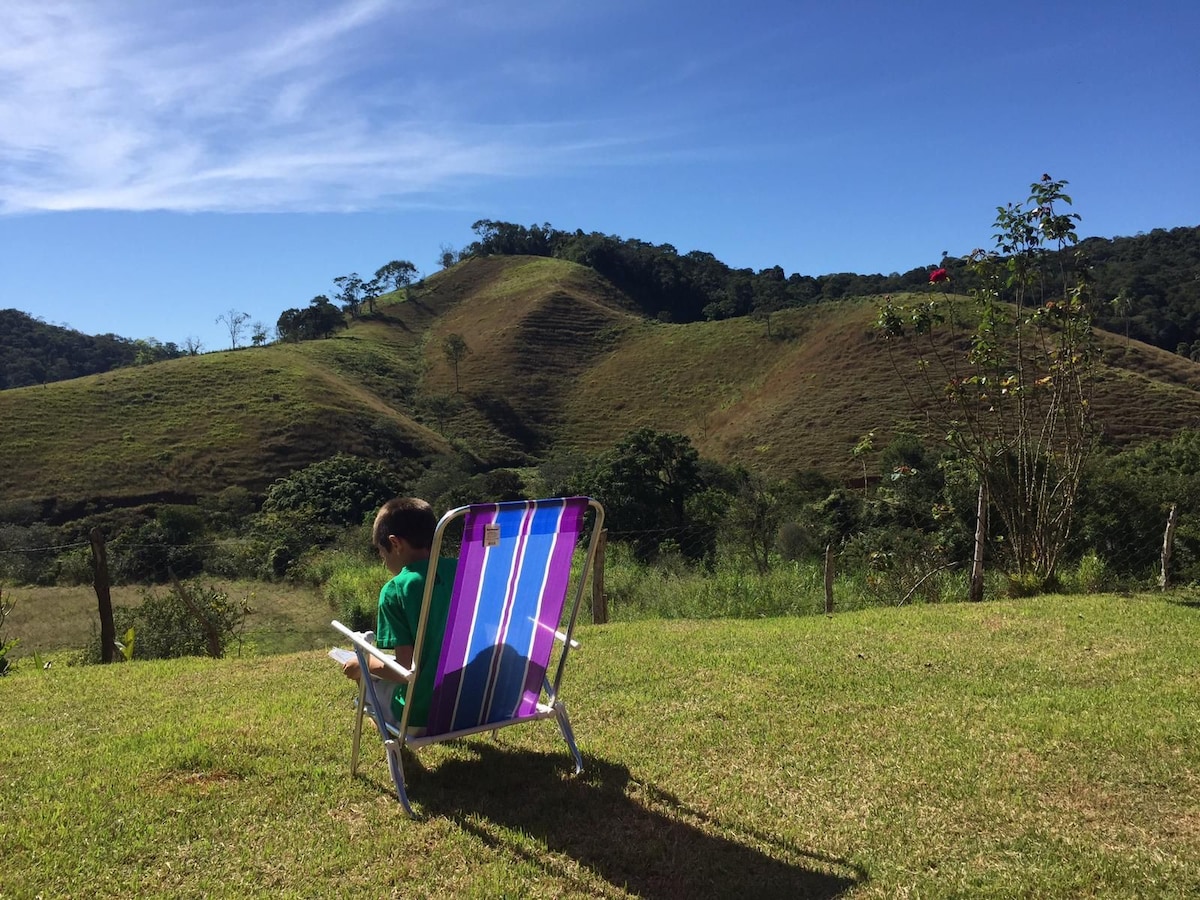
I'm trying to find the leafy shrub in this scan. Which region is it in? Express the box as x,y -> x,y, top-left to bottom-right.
87,581 -> 250,662
1064,551 -> 1117,594
48,546 -> 95,586
582,428 -> 710,563
777,521 -> 820,562
260,454 -> 403,528
842,527 -> 954,606
325,567 -> 379,633
111,508 -> 208,583
0,524 -> 62,586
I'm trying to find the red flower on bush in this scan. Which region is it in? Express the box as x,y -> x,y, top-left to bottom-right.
929,267 -> 950,284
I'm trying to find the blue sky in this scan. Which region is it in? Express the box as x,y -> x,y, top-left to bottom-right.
2,0 -> 1197,352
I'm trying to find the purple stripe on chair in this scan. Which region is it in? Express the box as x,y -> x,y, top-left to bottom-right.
426,504 -> 499,734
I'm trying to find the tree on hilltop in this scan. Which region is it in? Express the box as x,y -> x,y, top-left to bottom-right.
374,260 -> 418,296
275,295 -> 344,342
216,308 -> 250,349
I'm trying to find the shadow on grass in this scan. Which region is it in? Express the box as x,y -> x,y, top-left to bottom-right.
406,743 -> 867,899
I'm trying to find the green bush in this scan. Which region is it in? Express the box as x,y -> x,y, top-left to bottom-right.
111,510 -> 208,584
260,454 -> 403,528
49,546 -> 97,586
87,581 -> 250,662
1064,551 -> 1118,594
0,524 -> 61,585
324,566 -> 380,633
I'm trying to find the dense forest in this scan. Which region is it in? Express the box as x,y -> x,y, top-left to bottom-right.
0,309 -> 191,390
3,222 -> 1199,390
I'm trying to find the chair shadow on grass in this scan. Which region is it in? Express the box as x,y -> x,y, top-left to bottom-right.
401,742 -> 867,900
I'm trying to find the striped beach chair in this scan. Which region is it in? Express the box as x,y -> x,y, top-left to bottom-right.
332,496 -> 604,815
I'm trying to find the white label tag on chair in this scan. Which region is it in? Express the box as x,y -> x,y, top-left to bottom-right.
484,523 -> 500,547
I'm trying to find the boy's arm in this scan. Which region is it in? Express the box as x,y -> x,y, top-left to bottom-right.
341,645 -> 413,682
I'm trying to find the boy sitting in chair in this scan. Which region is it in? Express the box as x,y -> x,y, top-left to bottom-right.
340,497 -> 457,730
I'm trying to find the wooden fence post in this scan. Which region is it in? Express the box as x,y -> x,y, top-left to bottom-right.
90,528 -> 117,663
823,543 -> 835,614
592,529 -> 608,625
969,483 -> 987,603
1159,503 -> 1178,591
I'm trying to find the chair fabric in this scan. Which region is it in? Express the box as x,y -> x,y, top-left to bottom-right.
332,496 -> 603,814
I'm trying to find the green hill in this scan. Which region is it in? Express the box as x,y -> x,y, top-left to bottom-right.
3,254 -> 1200,527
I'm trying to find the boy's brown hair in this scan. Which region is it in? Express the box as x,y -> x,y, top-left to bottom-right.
372,497 -> 437,550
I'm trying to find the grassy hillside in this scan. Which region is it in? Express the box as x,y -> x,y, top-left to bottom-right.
0,337 -> 449,523
4,255 -> 1200,525
2,594 -> 1197,897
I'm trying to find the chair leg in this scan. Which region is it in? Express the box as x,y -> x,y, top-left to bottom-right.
554,702 -> 583,774
351,679 -> 367,776
384,739 -> 415,817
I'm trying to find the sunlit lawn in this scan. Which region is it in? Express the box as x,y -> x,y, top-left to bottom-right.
3,593 -> 1198,898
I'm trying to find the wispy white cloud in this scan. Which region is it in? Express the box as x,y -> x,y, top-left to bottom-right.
0,0 -> 662,214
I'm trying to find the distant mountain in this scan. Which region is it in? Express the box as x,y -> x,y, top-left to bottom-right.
3,255 -> 1200,529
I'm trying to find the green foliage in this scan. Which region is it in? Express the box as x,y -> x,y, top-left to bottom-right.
1063,551 -> 1117,594
318,557 -> 380,633
0,523 -> 63,585
373,259 -> 418,294
0,309 -> 153,388
90,581 -> 250,662
112,507 -> 208,584
877,175 -> 1098,585
582,428 -> 710,562
47,545 -> 95,586
260,453 -> 404,529
718,468 -> 785,574
442,333 -> 470,392
275,295 -> 346,342
1072,429 -> 1200,582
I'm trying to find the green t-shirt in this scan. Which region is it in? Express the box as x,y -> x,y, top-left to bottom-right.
374,556 -> 457,727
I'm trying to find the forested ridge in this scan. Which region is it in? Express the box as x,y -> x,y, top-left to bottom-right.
461,221 -> 1200,350
3,222 -> 1198,389
0,309 -> 188,390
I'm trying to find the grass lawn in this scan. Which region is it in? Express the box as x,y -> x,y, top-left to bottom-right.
2,593 -> 1198,898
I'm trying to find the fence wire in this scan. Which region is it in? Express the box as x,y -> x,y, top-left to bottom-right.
0,501 -> 1193,663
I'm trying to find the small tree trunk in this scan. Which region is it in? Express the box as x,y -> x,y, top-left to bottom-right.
90,528 -> 116,663
1159,503 -> 1178,591
592,529 -> 608,625
170,572 -> 222,658
970,483 -> 988,603
824,543 -> 835,614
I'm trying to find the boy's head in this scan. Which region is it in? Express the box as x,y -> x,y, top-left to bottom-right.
372,497 -> 437,553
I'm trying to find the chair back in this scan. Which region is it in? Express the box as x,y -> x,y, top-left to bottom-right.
412,496 -> 600,739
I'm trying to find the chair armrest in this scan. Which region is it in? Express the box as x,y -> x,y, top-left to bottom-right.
532,617 -> 580,649
331,619 -> 414,682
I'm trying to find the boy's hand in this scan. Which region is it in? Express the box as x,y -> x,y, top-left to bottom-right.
342,657 -> 362,681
